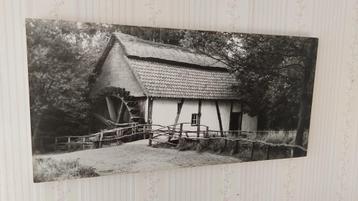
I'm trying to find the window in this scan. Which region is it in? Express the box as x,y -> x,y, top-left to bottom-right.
191,113 -> 200,126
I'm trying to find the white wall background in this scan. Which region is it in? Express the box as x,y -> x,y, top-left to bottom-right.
0,0 -> 358,201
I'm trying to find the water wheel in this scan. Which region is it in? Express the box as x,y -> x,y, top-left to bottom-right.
91,88 -> 145,130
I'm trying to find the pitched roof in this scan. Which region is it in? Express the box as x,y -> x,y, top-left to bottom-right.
129,59 -> 239,100
91,32 -> 240,100
113,32 -> 227,69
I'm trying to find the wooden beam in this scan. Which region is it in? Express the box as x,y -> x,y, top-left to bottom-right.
251,142 -> 255,160
179,123 -> 183,138
229,101 -> 233,131
215,101 -> 224,137
239,103 -> 244,130
116,101 -> 124,123
197,100 -> 202,137
174,99 -> 184,125
147,98 -> 153,124
105,97 -> 117,121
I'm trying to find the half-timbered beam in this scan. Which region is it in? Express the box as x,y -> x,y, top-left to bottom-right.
147,98 -> 153,124
174,99 -> 185,125
197,100 -> 202,136
215,101 -> 224,137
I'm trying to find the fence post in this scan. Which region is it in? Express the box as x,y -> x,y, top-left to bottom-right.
82,137 -> 86,150
143,125 -> 147,139
99,132 -> 103,148
67,137 -> 71,151
149,133 -> 153,146
178,137 -> 186,149
266,145 -> 270,160
205,126 -> 209,138
167,126 -> 172,142
115,130 -> 120,145
54,137 -> 58,151
251,142 -> 255,160
179,123 -> 183,138
290,147 -> 294,157
221,138 -> 227,153
233,140 -> 239,154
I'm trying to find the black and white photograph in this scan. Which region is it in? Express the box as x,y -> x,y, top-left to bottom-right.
26,19 -> 318,183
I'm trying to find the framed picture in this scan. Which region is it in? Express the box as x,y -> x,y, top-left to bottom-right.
26,18 -> 318,182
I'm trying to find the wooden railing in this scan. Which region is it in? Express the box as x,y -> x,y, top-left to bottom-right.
54,123 -> 168,151
55,122 -> 307,160
148,123 -> 307,160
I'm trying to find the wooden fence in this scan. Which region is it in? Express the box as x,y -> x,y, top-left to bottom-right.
54,122 -> 157,151
148,123 -> 307,160
54,122 -> 307,160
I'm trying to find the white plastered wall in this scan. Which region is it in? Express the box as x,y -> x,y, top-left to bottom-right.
151,98 -> 257,132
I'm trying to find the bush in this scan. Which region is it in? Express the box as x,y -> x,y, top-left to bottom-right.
196,139 -> 211,152
33,158 -> 99,182
209,138 -> 225,152
264,131 -> 295,144
177,138 -> 197,151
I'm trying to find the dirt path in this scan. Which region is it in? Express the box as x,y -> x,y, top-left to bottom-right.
35,140 -> 240,175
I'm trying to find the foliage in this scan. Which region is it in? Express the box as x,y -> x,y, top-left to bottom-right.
26,19 -> 114,139
119,26 -> 185,45
26,19 -> 186,148
179,31 -> 318,152
180,32 -> 316,128
33,158 -> 99,182
263,131 -> 295,144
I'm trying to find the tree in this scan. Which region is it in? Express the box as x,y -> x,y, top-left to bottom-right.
26,19 -> 185,152
180,31 -> 318,155
26,19 -> 116,152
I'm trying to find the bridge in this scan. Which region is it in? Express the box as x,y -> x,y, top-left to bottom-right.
54,122 -> 307,160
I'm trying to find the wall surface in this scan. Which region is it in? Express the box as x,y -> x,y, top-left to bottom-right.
1,0 -> 358,201
152,98 -> 179,126
92,41 -> 145,97
152,99 -> 254,132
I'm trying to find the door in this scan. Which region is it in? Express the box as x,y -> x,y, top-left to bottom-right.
229,112 -> 242,131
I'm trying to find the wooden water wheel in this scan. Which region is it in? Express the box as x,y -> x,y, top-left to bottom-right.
91,88 -> 145,131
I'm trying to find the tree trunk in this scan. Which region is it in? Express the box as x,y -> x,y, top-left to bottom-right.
293,38 -> 318,157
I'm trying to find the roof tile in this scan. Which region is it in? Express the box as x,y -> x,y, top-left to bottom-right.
129,59 -> 239,100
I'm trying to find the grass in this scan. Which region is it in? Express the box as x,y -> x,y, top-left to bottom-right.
260,130 -> 309,147
176,138 -> 222,152
33,158 -> 99,182
35,142 -> 241,181
173,130 -> 309,161
264,131 -> 295,144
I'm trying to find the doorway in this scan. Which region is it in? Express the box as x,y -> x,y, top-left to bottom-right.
229,112 -> 242,131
